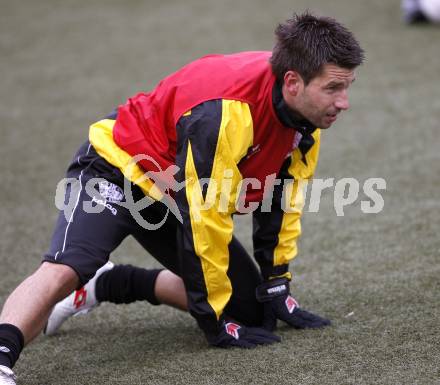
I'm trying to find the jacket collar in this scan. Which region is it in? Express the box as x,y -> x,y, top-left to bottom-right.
272,80 -> 317,136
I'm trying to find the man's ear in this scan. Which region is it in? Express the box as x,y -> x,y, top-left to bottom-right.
283,71 -> 303,96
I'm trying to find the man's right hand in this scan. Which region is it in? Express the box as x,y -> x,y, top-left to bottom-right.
207,319 -> 281,348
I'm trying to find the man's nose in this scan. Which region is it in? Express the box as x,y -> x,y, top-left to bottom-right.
335,90 -> 350,111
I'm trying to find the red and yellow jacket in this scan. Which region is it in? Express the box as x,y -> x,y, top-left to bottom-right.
88,51 -> 321,332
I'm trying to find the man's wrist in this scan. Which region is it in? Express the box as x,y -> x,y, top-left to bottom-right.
255,277 -> 290,302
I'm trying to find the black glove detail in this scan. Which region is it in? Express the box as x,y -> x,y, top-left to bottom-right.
255,277 -> 290,302
262,294 -> 331,331
256,279 -> 331,331
207,319 -> 281,348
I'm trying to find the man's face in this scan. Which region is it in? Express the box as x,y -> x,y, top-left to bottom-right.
283,64 -> 356,129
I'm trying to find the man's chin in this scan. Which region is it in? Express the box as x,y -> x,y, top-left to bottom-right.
316,121 -> 331,129
307,116 -> 331,129
319,116 -> 338,129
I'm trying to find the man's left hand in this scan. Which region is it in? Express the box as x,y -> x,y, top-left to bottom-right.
262,293 -> 331,331
256,278 -> 331,331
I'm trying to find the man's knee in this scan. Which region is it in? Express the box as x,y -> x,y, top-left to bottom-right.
35,262 -> 79,296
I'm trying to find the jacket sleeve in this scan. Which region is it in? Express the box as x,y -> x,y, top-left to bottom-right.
175,99 -> 253,335
253,129 -> 321,281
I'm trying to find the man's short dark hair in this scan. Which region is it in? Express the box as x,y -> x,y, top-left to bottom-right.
270,12 -> 365,84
